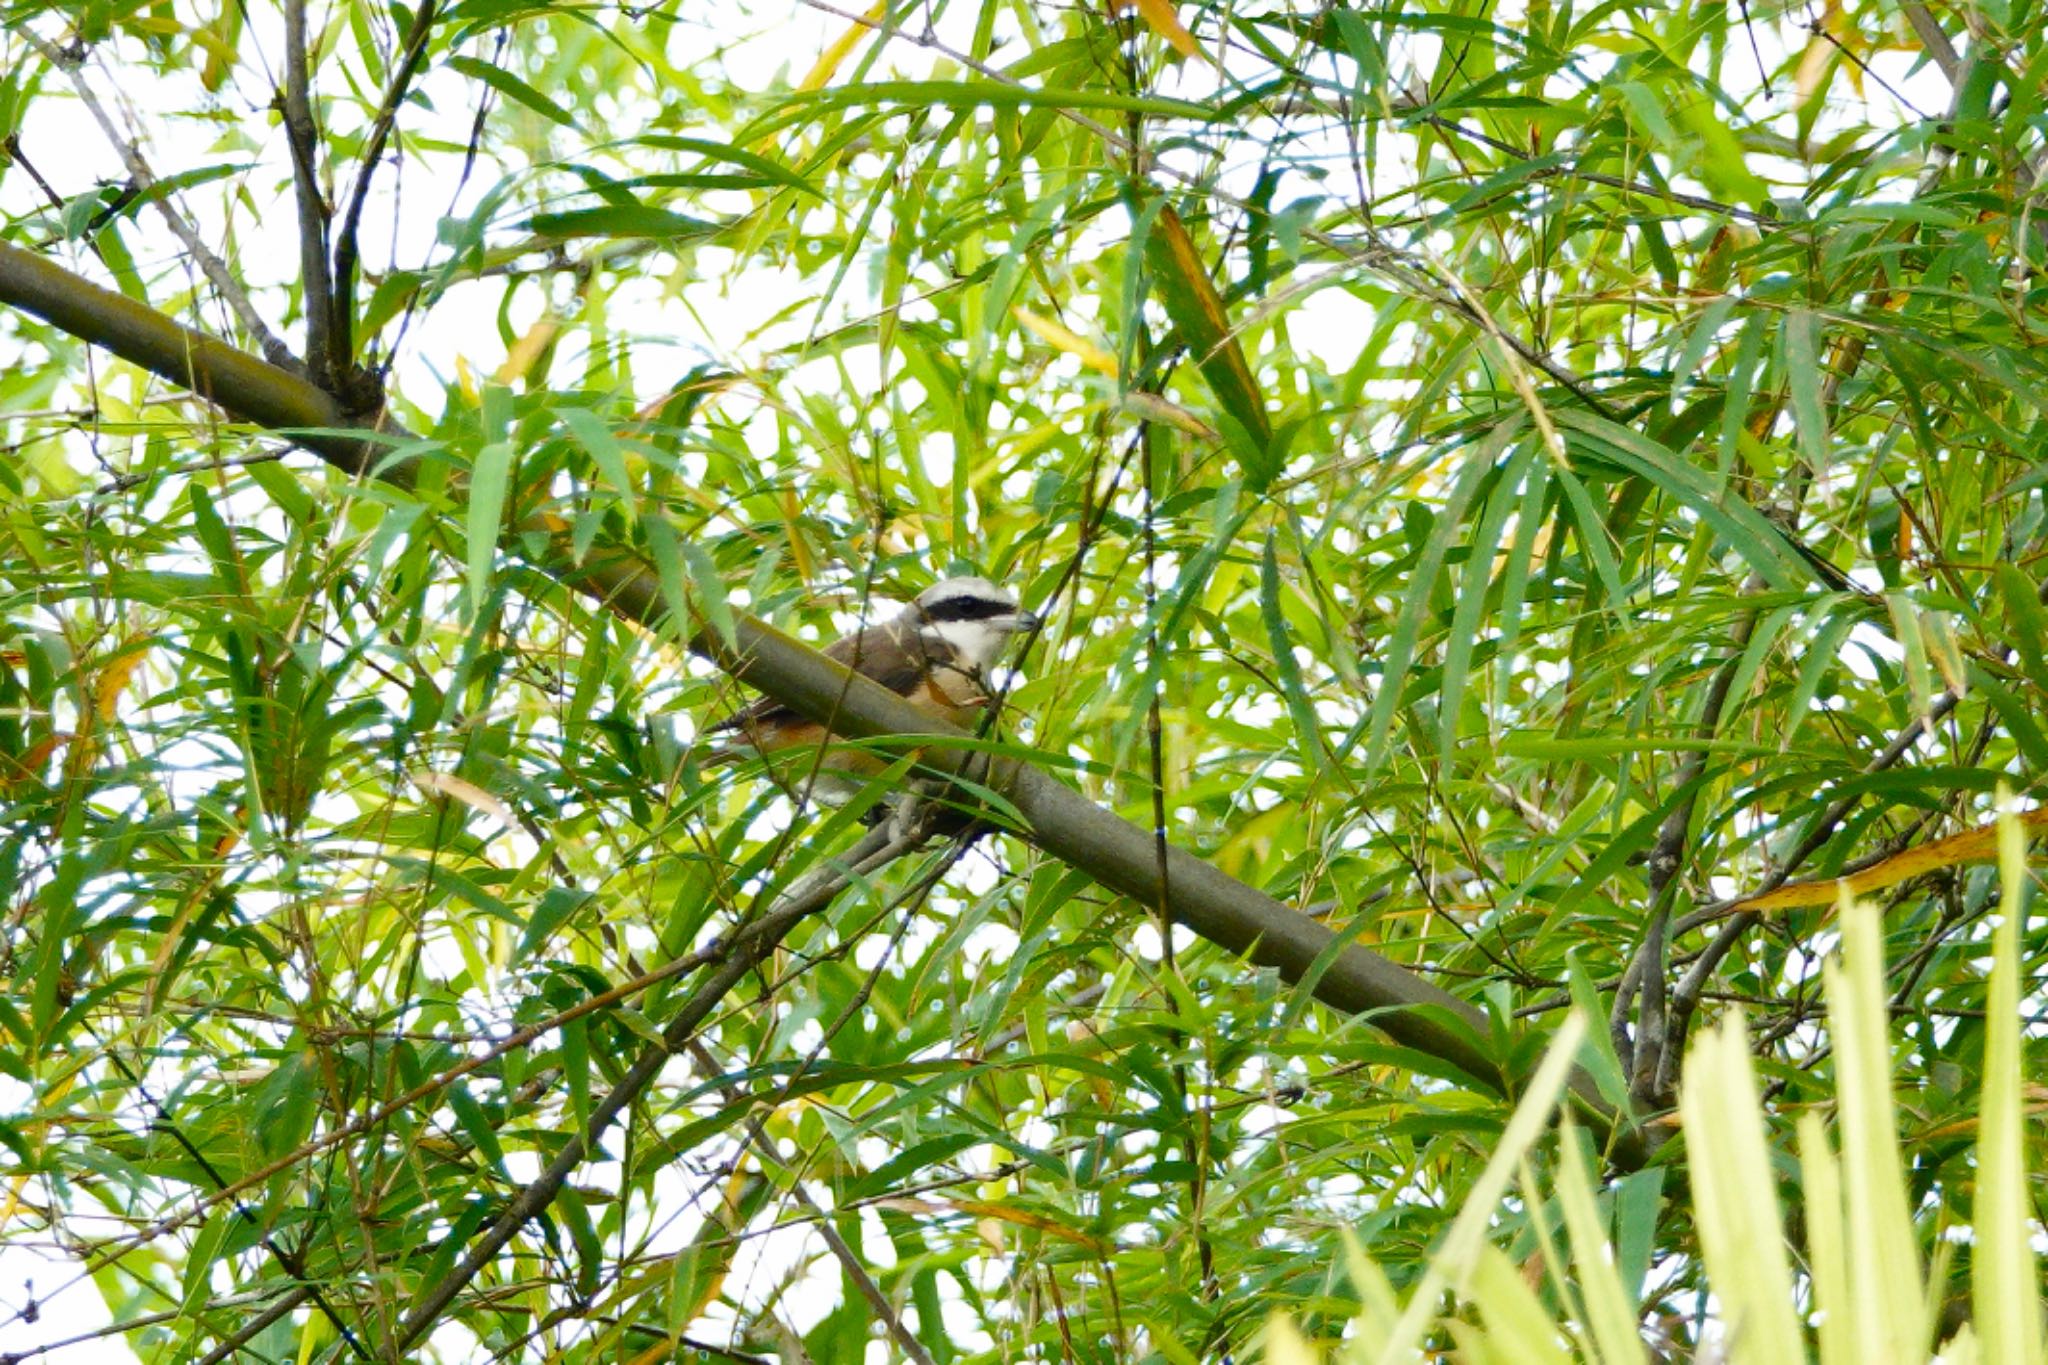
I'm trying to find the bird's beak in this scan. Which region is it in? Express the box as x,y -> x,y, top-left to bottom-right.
1010,608 -> 1042,632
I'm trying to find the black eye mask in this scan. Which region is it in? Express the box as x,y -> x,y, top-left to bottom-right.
922,597 -> 1017,623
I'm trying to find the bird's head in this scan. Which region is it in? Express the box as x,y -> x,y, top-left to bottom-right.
912,576 -> 1040,672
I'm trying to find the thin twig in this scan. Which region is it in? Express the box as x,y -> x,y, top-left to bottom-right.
92,447 -> 287,496
191,1286 -> 315,1365
1422,116 -> 1782,226
30,884 -> 825,1300
80,1025 -> 371,1358
1657,684 -> 1965,1084
331,0 -> 441,371
389,823 -> 923,1352
0,1285 -> 305,1365
19,32 -> 297,370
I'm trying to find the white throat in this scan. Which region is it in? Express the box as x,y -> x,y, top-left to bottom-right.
921,618 -> 1011,675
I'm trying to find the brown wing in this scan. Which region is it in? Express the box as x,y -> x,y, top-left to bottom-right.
707,616 -> 930,734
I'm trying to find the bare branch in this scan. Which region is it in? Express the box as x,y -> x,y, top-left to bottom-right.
1900,2 -> 1962,84
0,240 -> 393,480
20,32 -> 298,371
192,1288 -> 314,1365
331,0 -> 441,369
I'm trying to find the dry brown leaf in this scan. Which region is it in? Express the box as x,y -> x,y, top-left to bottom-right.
1729,805 -> 2048,912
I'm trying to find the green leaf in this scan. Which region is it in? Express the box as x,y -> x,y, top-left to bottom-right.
518,886 -> 594,962
447,1080 -> 509,1175
640,517 -> 695,644
1364,432 -> 1500,771
624,135 -> 825,197
681,540 -> 737,650
526,205 -> 722,239
1783,310 -> 1829,476
769,78 -> 1220,122
1554,410 -> 1816,590
556,405 -> 636,521
448,54 -> 581,129
1440,444 -> 1535,757
465,438 -> 514,619
1261,534 -> 1325,776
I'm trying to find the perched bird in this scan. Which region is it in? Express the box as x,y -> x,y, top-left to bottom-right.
703,575 -> 1039,802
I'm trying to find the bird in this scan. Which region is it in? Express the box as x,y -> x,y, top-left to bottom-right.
701,575 -> 1039,804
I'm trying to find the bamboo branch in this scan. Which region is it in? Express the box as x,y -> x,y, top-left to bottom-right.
281,0 -> 335,388
0,240 -> 398,482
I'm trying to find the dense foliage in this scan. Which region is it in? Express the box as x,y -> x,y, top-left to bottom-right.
0,0 -> 2042,1359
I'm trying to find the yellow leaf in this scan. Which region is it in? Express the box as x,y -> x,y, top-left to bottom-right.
798,0 -> 886,91
1730,805 -> 2048,912
1265,1314 -> 1322,1365
1014,306 -> 1118,376
1113,0 -> 1205,61
94,643 -> 150,720
26,437 -> 83,496
494,314 -> 560,385
780,486 -> 814,580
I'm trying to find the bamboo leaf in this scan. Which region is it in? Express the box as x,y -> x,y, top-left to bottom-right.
1554,409 -> 1817,590
1364,434 -> 1507,771
557,405 -> 637,522
1144,204 -> 1277,486
466,438 -> 514,620
448,55 -> 581,129
526,205 -> 722,239
1784,310 -> 1830,476
1262,533 -> 1326,778
1680,1013 -> 1805,1365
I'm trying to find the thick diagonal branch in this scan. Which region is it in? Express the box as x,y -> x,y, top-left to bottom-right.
0,240 -> 1643,1169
